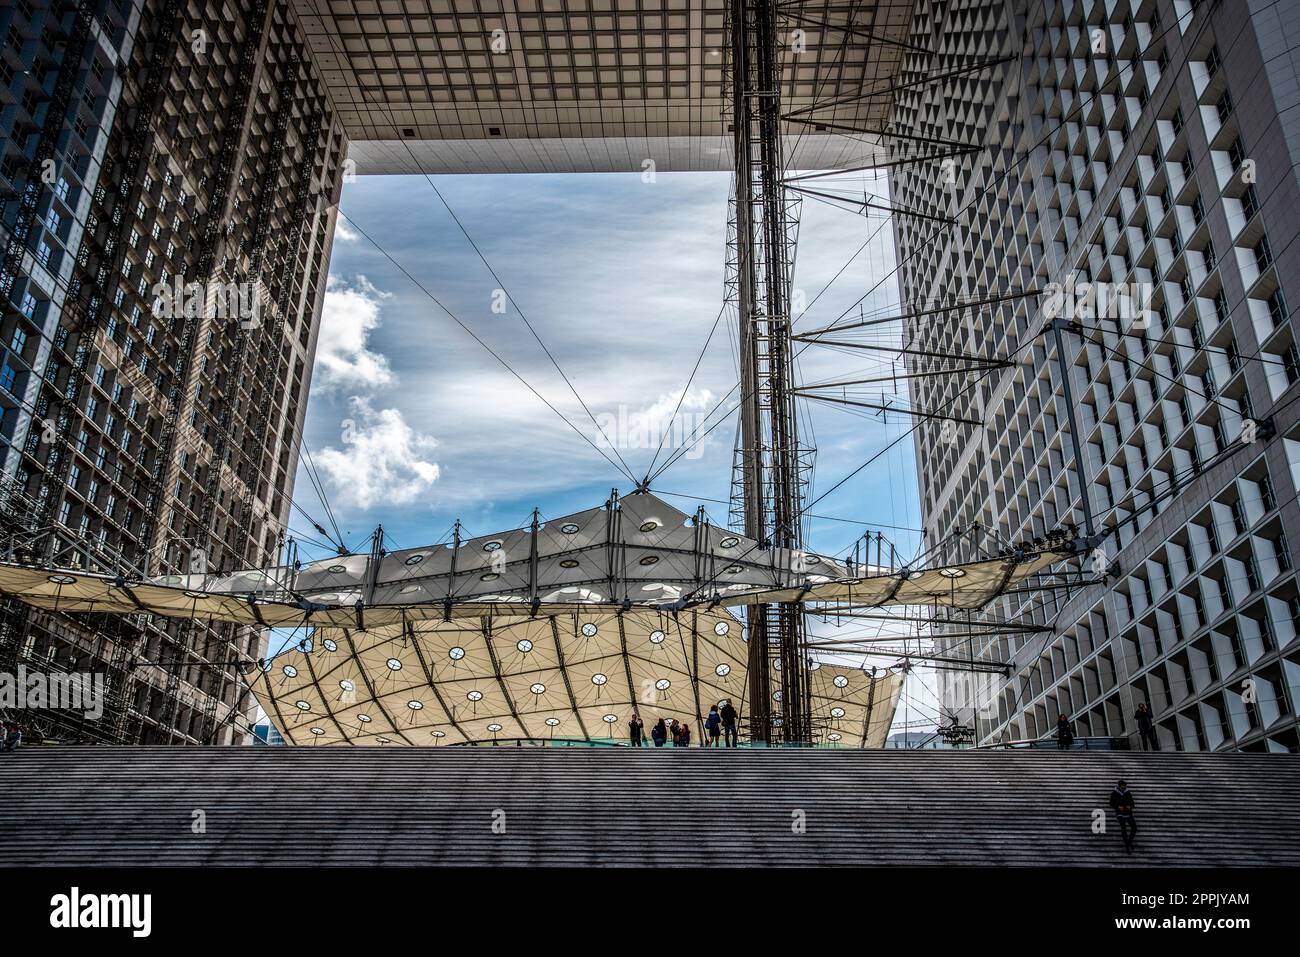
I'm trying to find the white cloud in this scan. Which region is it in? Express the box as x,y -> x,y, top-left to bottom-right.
593,387 -> 717,461
315,275 -> 395,391
333,218 -> 360,243
315,397 -> 440,510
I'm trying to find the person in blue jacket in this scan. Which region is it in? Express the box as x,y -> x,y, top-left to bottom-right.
704,705 -> 722,747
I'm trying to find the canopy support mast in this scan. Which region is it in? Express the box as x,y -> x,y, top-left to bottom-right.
728,0 -> 810,745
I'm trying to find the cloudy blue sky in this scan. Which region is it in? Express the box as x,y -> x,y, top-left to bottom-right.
286,170 -> 940,734
297,170 -> 920,550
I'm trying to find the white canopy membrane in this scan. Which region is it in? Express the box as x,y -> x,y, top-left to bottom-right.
0,492 -> 1072,628
0,491 -> 1074,746
244,608 -> 905,747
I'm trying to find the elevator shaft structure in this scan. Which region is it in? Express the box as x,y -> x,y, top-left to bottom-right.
727,0 -> 811,745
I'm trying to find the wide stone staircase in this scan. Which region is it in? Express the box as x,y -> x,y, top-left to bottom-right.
1,746 -> 1298,866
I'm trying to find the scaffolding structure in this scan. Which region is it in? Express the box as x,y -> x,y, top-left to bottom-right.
724,0 -> 815,744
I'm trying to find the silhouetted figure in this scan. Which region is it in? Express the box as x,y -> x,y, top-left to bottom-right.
680,721 -> 691,747
1134,703 -> 1158,751
669,719 -> 682,747
1110,779 -> 1137,852
1056,714 -> 1074,750
720,699 -> 739,747
3,723 -> 22,752
628,712 -> 645,747
704,705 -> 722,747
651,718 -> 667,748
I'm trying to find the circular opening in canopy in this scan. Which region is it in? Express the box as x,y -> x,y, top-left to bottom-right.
282,665 -> 298,678
48,575 -> 77,585
559,559 -> 579,569
719,537 -> 740,549
638,520 -> 659,533
482,540 -> 503,552
649,630 -> 665,644
404,554 -> 425,566
638,555 -> 660,566
581,623 -> 598,637
545,718 -> 561,727
715,664 -> 731,677
467,690 -> 483,701
833,675 -> 849,688
516,639 -> 533,653
386,658 -> 403,671
939,567 -> 966,578
327,565 -> 347,574
449,647 -> 466,660
530,683 -> 545,695
560,523 -> 580,534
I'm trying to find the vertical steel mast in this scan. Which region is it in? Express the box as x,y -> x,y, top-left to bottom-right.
727,0 -> 811,745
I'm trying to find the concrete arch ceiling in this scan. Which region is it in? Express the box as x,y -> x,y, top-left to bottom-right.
290,0 -> 922,174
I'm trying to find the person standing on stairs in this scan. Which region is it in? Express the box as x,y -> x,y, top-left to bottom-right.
1134,703 -> 1159,751
1055,713 -> 1074,750
651,717 -> 668,747
720,699 -> 739,747
1109,779 -> 1137,853
704,705 -> 722,747
628,712 -> 645,747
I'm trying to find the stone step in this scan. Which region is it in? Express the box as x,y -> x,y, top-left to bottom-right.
1,747 -> 1297,866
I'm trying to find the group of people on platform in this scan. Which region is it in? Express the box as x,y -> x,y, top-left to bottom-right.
626,700 -> 740,748
1054,701 -> 1160,751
